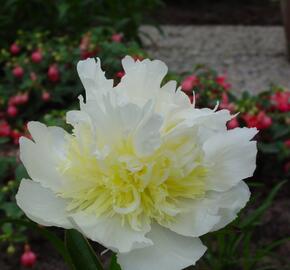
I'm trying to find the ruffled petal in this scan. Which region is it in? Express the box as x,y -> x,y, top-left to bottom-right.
77,58 -> 113,101
166,181 -> 250,237
117,224 -> 206,270
203,127 -> 258,192
19,121 -> 69,191
117,56 -> 168,106
16,179 -> 71,228
210,181 -> 251,231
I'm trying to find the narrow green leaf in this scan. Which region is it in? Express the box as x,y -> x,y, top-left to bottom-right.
65,229 -> 103,270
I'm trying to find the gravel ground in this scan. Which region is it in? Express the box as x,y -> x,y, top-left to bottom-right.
141,25 -> 290,94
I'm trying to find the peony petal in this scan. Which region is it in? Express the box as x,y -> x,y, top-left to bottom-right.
203,127 -> 258,192
71,212 -> 153,253
77,58 -> 113,101
133,101 -> 163,156
117,56 -> 168,106
117,224 -> 206,270
81,95 -> 163,156
210,181 -> 251,231
16,179 -> 72,228
166,181 -> 250,237
20,122 -> 69,191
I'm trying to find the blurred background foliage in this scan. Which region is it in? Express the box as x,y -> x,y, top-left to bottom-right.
0,0 -> 163,46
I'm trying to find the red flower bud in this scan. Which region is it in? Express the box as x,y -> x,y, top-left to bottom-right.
243,111 -> 272,130
21,245 -> 37,267
227,117 -> 239,129
0,121 -> 11,137
31,50 -> 43,63
181,75 -> 199,93
12,66 -> 24,78
48,64 -> 60,82
42,91 -> 51,102
271,91 -> 290,112
111,33 -> 123,43
257,111 -> 272,129
8,93 -> 28,106
7,106 -> 18,117
216,75 -> 231,90
116,71 -> 125,78
10,43 -> 21,55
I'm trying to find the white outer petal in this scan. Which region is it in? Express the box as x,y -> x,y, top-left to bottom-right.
20,121 -> 68,192
16,179 -> 72,228
117,224 -> 207,270
203,127 -> 258,192
77,57 -> 113,101
117,56 -> 168,106
210,181 -> 251,231
166,181 -> 250,237
70,212 -> 153,253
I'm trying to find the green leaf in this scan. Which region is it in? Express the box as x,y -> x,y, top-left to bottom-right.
110,253 -> 121,270
65,229 -> 104,270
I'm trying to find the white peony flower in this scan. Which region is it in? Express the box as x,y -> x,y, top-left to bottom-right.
16,56 -> 257,270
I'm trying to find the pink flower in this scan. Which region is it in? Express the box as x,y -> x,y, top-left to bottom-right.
10,43 -> 21,55
111,33 -> 123,43
227,117 -> 239,129
0,121 -> 11,137
216,75 -> 231,90
79,34 -> 91,51
20,93 -> 29,104
12,66 -> 24,78
7,106 -> 18,117
181,75 -> 198,93
20,245 -> 37,267
271,91 -> 290,112
31,50 -> 43,63
48,64 -> 60,82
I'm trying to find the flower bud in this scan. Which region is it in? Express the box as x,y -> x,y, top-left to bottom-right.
21,245 -> 37,267
12,66 -> 24,78
31,50 -> 43,63
10,43 -> 21,55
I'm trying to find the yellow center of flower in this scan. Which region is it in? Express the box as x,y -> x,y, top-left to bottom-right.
58,125 -> 207,230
